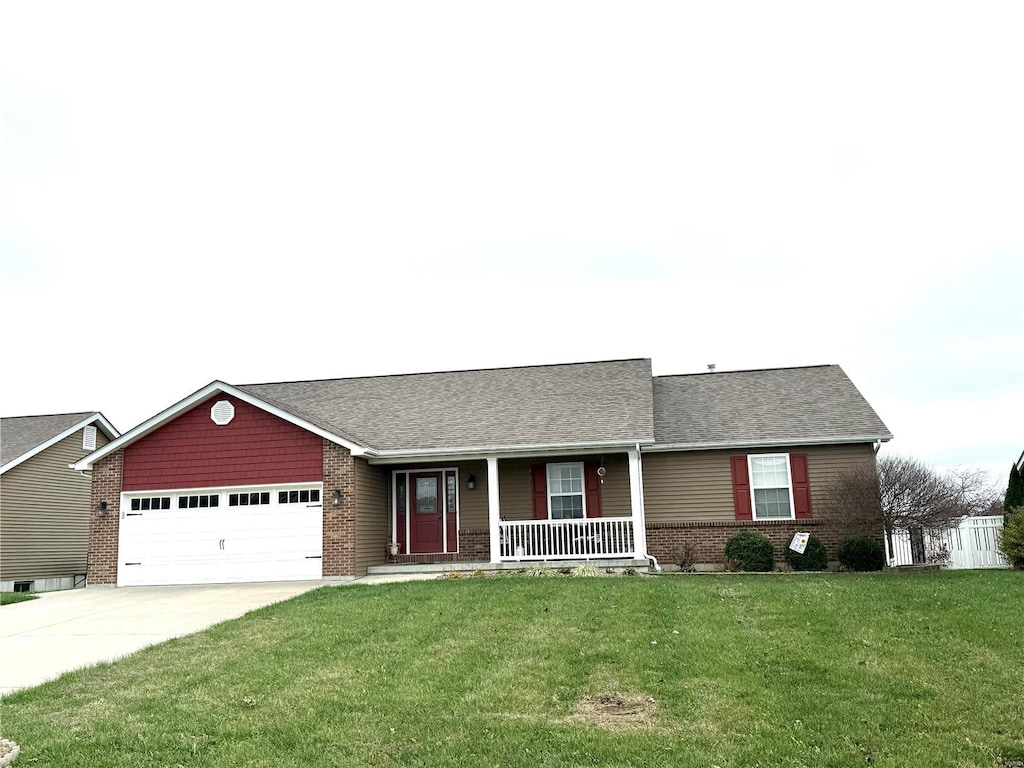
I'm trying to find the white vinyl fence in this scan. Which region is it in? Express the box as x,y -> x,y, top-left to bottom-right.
886,515 -> 1008,569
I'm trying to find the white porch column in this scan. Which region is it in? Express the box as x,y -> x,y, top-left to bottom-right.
487,456 -> 501,563
627,447 -> 648,558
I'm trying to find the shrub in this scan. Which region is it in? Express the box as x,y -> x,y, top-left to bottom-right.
572,564 -> 601,578
673,541 -> 697,571
998,507 -> 1024,569
837,538 -> 885,571
784,535 -> 828,571
724,531 -> 774,571
523,565 -> 556,577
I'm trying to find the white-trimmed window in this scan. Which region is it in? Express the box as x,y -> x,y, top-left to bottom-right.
547,462 -> 585,519
748,453 -> 795,520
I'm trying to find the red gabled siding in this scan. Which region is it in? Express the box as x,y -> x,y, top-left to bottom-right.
122,396 -> 323,491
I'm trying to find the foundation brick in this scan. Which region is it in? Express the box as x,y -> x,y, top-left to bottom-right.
645,519 -> 882,568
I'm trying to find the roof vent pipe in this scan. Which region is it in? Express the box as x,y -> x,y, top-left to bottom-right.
707,364 -> 716,372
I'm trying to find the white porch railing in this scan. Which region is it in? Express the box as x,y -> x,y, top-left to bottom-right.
887,516 -> 1007,569
499,517 -> 635,561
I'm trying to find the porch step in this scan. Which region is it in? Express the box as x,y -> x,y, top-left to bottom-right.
367,558 -> 650,575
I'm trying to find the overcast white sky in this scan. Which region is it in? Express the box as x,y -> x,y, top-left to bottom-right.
1,2 -> 1021,486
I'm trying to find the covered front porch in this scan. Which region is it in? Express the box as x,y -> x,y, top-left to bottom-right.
374,447 -> 649,566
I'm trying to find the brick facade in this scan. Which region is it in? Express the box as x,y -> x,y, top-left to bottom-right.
646,519 -> 870,569
88,450 -> 123,585
322,441 -> 357,578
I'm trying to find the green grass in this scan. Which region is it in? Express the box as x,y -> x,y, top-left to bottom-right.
2,571 -> 1022,767
0,591 -> 38,605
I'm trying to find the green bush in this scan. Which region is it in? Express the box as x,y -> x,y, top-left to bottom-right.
784,535 -> 828,571
998,507 -> 1024,569
724,531 -> 774,571
837,538 -> 885,571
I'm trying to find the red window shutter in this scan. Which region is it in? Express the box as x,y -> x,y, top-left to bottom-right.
531,463 -> 548,519
790,453 -> 813,519
584,462 -> 602,518
731,455 -> 753,521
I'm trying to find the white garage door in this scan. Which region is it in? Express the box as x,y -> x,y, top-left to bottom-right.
118,485 -> 323,586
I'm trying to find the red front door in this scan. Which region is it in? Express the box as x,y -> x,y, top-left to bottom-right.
410,472 -> 443,553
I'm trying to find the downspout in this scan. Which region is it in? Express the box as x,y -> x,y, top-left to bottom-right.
635,442 -> 661,573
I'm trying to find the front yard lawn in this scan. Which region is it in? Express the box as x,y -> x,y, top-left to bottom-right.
2,571 -> 1022,767
0,592 -> 38,605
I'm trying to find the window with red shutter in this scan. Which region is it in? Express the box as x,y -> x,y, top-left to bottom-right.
532,461 -> 603,519
732,452 -> 815,521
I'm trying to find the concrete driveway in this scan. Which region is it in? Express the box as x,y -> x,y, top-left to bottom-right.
0,581 -> 322,695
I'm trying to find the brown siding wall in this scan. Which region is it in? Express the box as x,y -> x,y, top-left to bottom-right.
455,460 -> 489,530
643,444 -> 876,524
1,427 -> 110,582
642,443 -> 878,567
354,458 -> 389,576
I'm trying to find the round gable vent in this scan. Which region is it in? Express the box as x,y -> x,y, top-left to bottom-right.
211,400 -> 235,426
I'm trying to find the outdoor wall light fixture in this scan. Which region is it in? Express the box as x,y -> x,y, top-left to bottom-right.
467,474 -> 476,490
98,501 -> 109,516
332,489 -> 342,505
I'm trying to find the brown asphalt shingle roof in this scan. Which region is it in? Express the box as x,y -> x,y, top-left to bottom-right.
652,365 -> 891,447
240,359 -> 656,452
1,412 -> 98,468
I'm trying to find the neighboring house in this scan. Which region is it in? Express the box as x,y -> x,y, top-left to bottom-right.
1,412 -> 119,592
74,359 -> 891,587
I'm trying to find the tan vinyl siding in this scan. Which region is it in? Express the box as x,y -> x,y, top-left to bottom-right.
1,428 -> 110,581
497,458 -> 534,520
596,454 -> 631,517
643,443 -> 877,524
453,460 -> 488,530
354,458 -> 389,576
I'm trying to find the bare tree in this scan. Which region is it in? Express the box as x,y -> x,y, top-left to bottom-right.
821,455 -> 999,555
945,466 -> 1003,519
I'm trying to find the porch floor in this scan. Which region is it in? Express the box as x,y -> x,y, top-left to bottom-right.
367,558 -> 650,575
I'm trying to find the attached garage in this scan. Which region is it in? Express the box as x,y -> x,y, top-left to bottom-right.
118,485 -> 323,586
72,386 -> 358,588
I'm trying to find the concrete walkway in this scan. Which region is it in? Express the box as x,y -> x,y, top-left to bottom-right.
0,574 -> 435,695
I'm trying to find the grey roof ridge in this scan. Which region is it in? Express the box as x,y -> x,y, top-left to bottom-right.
238,357 -> 652,387
0,409 -> 99,420
653,363 -> 839,379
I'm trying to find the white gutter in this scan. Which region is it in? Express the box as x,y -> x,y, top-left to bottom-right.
365,438 -> 656,465
632,441 -> 660,573
641,434 -> 893,453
